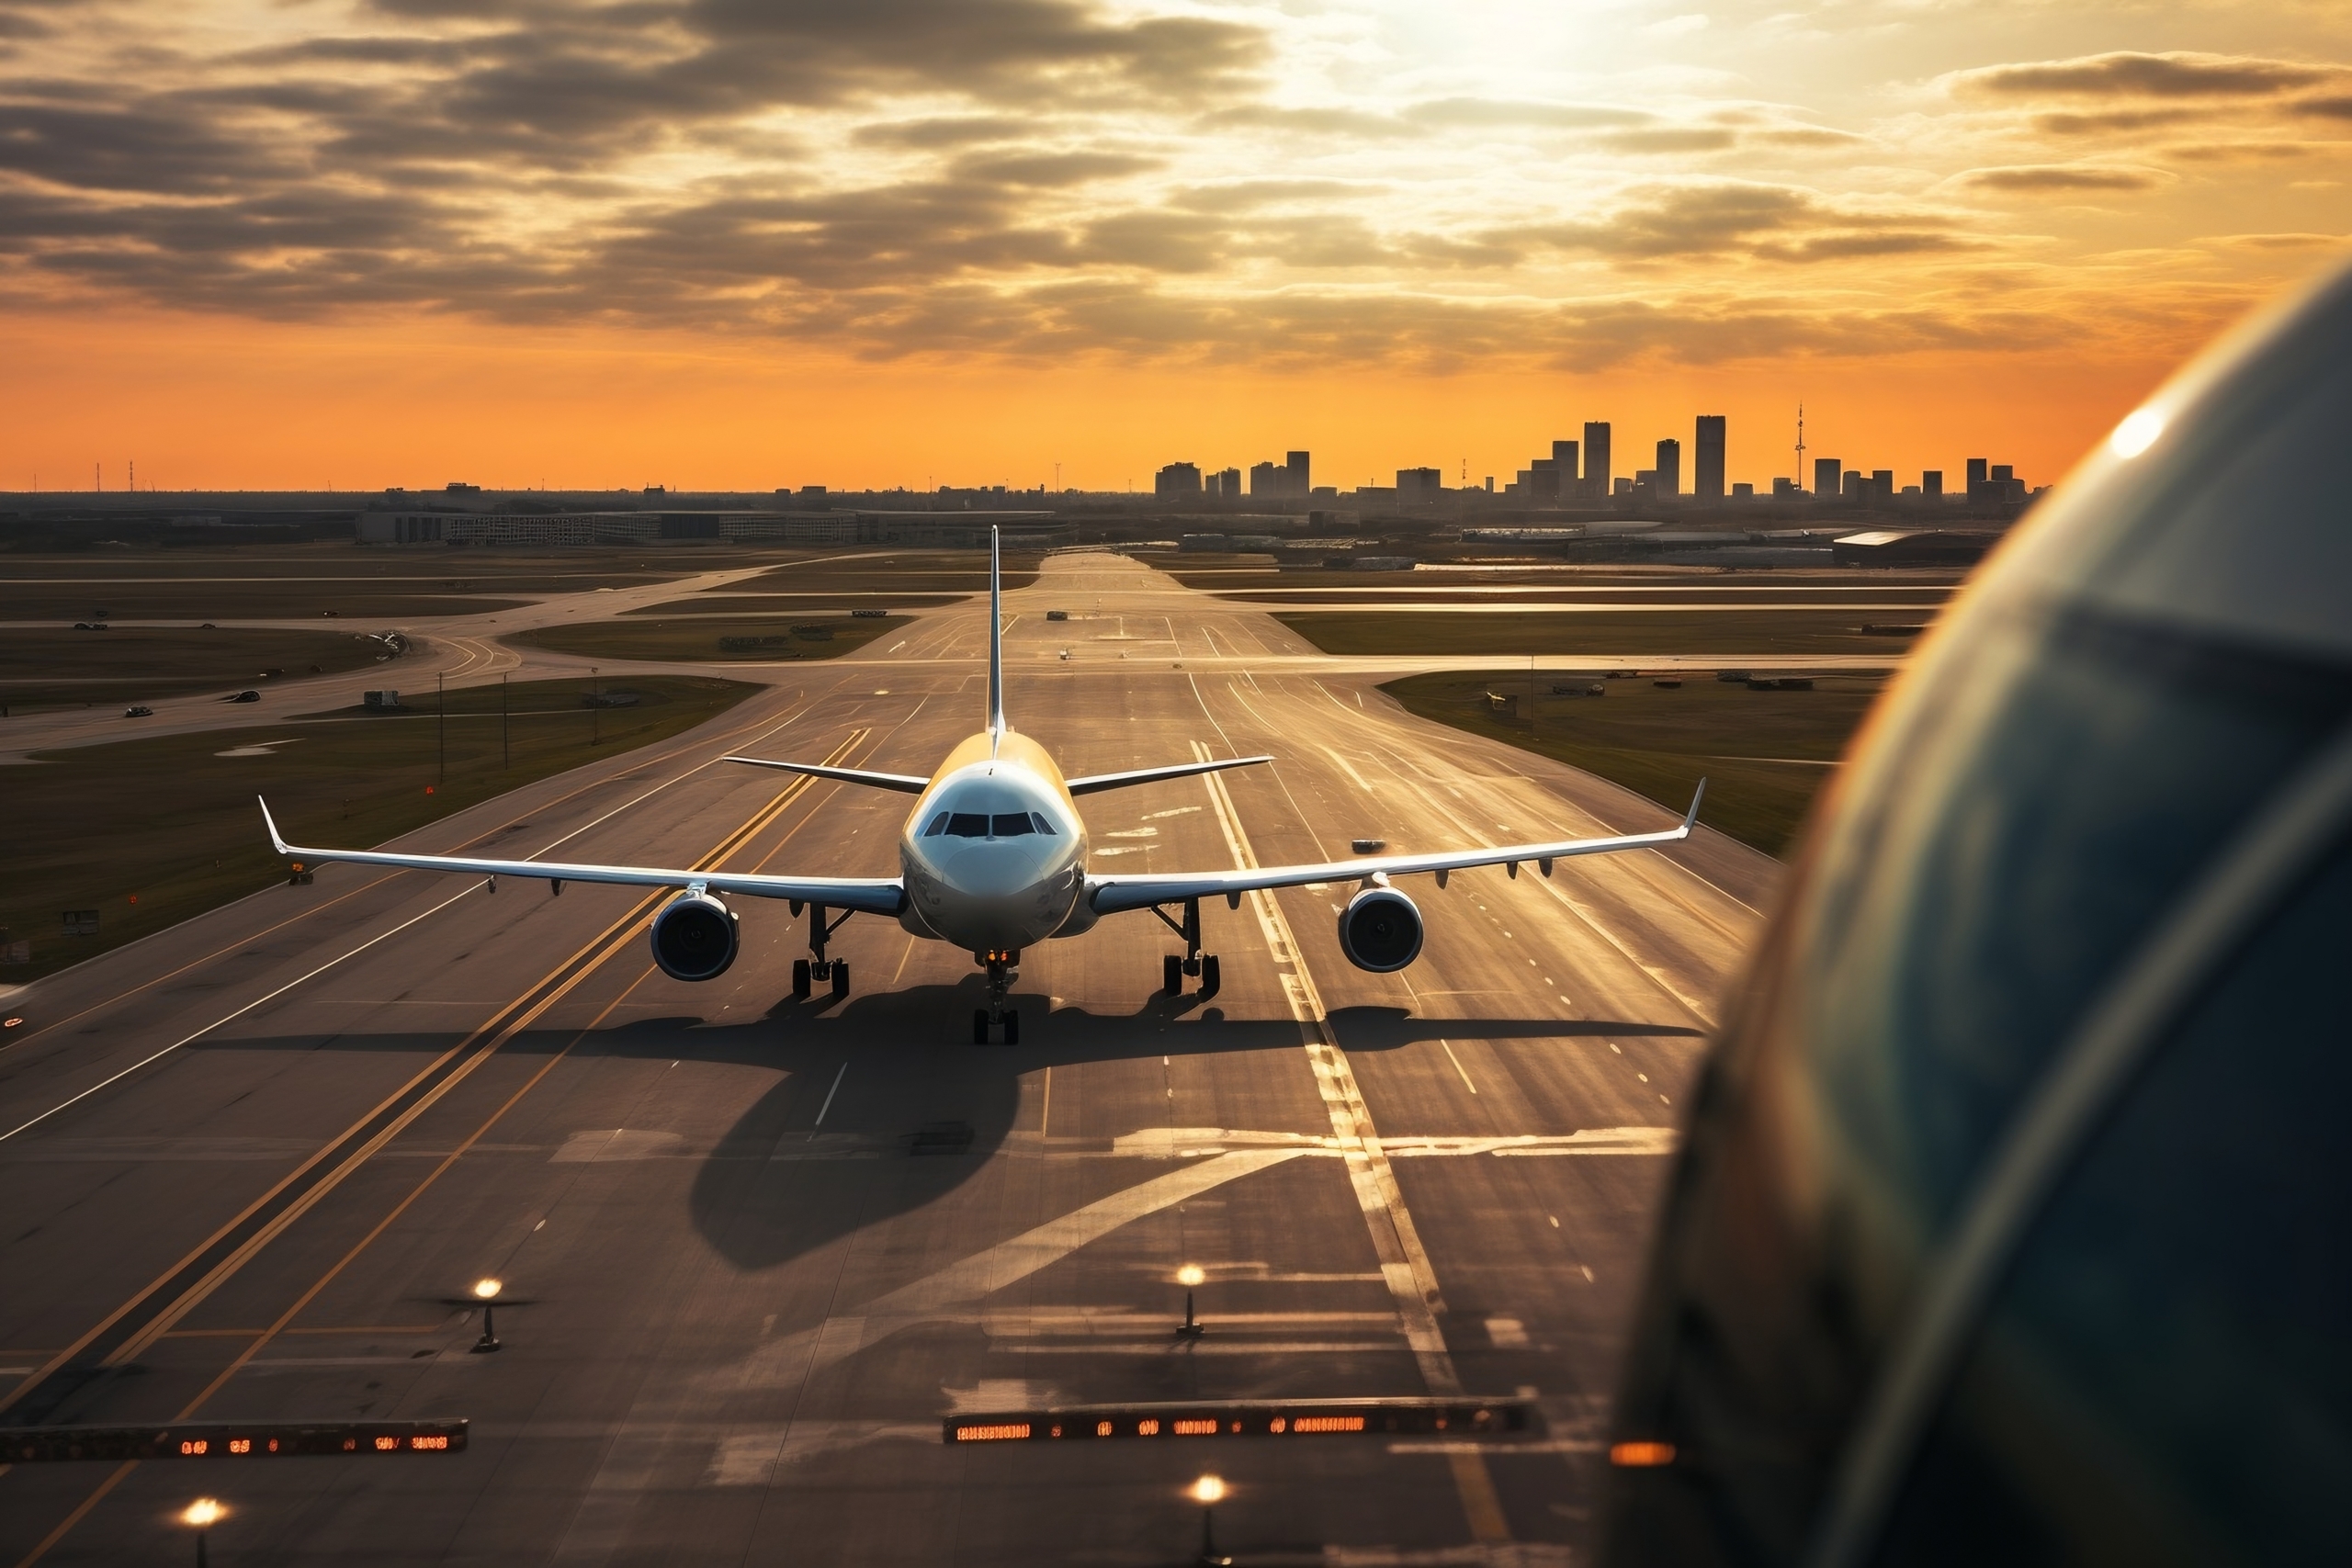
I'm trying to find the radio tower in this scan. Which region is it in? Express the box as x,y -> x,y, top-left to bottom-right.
1794,403 -> 1806,490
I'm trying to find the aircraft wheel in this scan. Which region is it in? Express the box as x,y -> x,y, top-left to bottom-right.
1164,954 -> 1183,996
1199,955 -> 1221,999
973,1010 -> 989,1045
792,959 -> 811,999
831,961 -> 851,999
1002,1010 -> 1019,1045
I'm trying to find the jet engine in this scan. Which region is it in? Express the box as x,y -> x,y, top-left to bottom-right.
1338,885 -> 1423,973
650,891 -> 740,982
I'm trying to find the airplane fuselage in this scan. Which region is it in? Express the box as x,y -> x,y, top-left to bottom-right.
897,731 -> 1091,953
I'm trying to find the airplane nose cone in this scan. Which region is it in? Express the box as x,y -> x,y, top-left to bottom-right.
942,843 -> 1038,898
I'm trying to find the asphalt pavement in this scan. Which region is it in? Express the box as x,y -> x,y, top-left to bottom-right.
0,551 -> 1778,1565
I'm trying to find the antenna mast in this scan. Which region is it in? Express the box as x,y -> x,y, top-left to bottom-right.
1794,403 -> 1806,488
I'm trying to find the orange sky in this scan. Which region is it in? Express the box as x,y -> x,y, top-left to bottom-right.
3,2 -> 2348,494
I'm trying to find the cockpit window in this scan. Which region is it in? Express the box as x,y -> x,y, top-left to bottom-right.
945,813 -> 989,838
1031,813 -> 1056,835
991,813 -> 1034,837
922,812 -> 950,837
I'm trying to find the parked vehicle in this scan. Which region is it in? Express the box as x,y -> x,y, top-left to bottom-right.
123,705 -> 153,717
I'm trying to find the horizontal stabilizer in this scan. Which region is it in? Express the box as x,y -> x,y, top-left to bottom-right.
1065,755 -> 1275,795
723,756 -> 931,793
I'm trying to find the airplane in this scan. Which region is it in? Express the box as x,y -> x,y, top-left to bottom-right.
261,529 -> 1705,1044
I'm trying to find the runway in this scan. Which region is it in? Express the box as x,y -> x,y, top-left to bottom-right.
0,552 -> 1775,1564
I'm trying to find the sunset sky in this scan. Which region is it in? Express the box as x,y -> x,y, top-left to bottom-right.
3,0 -> 2349,493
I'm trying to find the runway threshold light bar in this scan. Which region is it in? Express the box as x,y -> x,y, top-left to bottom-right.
944,1398 -> 1534,1444
0,1419 -> 469,1462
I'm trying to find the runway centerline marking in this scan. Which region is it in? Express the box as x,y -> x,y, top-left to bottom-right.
1191,737 -> 1512,1549
1439,1040 -> 1479,1096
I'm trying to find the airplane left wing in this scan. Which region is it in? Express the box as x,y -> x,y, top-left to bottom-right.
259,799 -> 906,915
1085,782 -> 1703,915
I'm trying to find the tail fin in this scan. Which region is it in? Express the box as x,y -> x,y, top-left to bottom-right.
987,525 -> 1006,743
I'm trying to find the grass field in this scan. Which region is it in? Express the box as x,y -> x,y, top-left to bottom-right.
506,614 -> 912,662
1279,608 -> 1931,658
1382,670 -> 1889,856
0,674 -> 760,980
0,626 -> 402,711
0,541 -> 792,621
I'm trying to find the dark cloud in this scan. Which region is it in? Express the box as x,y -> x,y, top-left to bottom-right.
1170,180 -> 1375,213
2296,95 -> 2352,120
1198,104 -> 1415,139
954,151 -> 1160,187
1748,126 -> 1866,148
854,116 -> 1031,149
1959,51 -> 2338,100
1956,164 -> 2165,191
2166,141 -> 2322,162
2032,106 -> 2212,136
1483,183 -> 1971,267
1600,126 -> 1737,154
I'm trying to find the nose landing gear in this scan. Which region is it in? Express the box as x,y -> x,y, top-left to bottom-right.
1152,898 -> 1220,1001
789,901 -> 854,1001
973,949 -> 1021,1044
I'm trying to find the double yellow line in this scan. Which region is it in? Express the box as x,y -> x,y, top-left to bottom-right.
5,729 -> 871,1564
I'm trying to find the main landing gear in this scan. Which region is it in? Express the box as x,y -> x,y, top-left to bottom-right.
1152,897 -> 1221,1001
974,950 -> 1020,1044
789,900 -> 854,1001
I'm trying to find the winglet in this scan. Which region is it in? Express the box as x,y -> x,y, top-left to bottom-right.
987,525 -> 1005,746
1681,778 -> 1708,835
257,795 -> 293,856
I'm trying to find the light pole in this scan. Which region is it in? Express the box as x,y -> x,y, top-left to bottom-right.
1176,1263 -> 1206,1338
181,1497 -> 225,1567
436,670 -> 446,786
470,1278 -> 503,1353
591,666 -> 600,746
1190,1475 -> 1231,1567
501,671 -> 509,770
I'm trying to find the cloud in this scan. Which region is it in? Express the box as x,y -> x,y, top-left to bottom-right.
1954,164 -> 2167,192
854,116 -> 1032,149
1402,98 -> 1652,130
955,151 -> 1160,187
1488,182 -> 1968,265
1954,51 -> 2341,100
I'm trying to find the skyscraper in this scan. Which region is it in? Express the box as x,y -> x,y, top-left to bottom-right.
1155,461 -> 1202,500
1249,460 -> 1281,496
1214,467 -> 1241,499
1694,415 -> 1725,502
1583,423 -> 1611,500
1656,438 -> 1681,498
1286,451 -> 1311,496
1553,439 -> 1580,486
1814,457 -> 1842,500
1967,457 -> 1988,491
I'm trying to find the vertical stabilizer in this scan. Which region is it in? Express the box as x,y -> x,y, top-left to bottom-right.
988,525 -> 1006,744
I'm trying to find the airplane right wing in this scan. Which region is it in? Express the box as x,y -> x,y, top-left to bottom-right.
1085,782 -> 1704,915
1065,756 -> 1274,795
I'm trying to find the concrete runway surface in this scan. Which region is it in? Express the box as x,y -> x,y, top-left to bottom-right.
0,553 -> 1778,1565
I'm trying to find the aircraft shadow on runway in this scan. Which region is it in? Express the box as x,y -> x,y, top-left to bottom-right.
193,987 -> 1702,1275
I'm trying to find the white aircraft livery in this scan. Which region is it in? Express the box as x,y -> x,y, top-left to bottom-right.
262,531 -> 1702,1043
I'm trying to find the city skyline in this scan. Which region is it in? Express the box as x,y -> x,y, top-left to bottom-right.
3,6 -> 2348,491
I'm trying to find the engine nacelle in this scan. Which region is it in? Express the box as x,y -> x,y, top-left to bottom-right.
1337,886 -> 1424,973
650,891 -> 740,982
